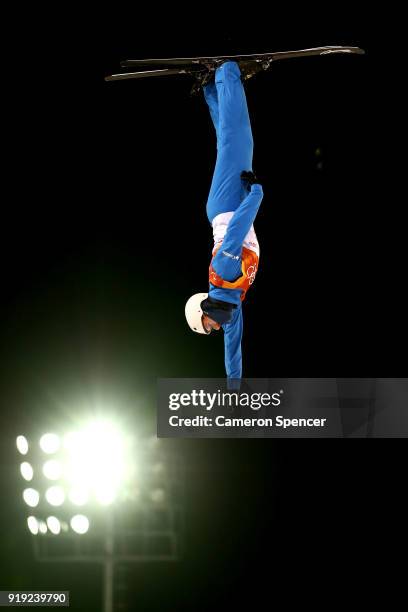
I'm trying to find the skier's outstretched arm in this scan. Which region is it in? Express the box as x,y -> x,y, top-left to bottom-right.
210,182 -> 263,283
221,183 -> 263,258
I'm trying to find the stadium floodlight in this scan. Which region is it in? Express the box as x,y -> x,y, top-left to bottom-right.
45,486 -> 65,506
64,420 -> 127,506
16,435 -> 29,455
38,521 -> 48,534
94,484 -> 116,506
68,486 -> 89,506
70,514 -> 90,535
27,516 -> 39,535
23,488 -> 40,508
43,459 -> 63,481
39,433 -> 61,454
46,516 -> 61,535
20,462 -> 34,481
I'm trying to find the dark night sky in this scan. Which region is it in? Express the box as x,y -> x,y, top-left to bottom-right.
0,5 -> 406,610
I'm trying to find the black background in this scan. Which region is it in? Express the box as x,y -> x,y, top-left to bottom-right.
0,5 -> 405,610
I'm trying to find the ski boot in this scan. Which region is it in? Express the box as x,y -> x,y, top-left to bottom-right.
190,58 -> 272,94
190,58 -> 231,95
239,58 -> 273,82
190,68 -> 216,95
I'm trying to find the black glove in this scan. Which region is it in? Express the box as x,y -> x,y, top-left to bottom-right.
241,170 -> 259,190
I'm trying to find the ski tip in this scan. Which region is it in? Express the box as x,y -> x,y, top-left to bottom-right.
352,46 -> 366,54
320,46 -> 365,56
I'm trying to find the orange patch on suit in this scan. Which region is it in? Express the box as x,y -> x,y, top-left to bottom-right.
209,246 -> 259,301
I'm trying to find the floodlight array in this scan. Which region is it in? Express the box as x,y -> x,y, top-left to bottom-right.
15,419 -> 130,537
17,425 -> 182,562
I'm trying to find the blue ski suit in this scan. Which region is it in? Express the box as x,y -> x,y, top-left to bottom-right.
204,61 -> 263,383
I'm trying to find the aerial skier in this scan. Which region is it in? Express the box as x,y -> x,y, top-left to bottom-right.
105,47 -> 364,387
184,61 -> 263,386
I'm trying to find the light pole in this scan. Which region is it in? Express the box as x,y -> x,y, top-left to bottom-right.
104,512 -> 114,612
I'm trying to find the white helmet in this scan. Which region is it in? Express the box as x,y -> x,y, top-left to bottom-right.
185,293 -> 209,335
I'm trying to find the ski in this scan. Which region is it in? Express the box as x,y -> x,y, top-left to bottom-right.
104,45 -> 365,92
104,67 -> 196,82
119,46 -> 365,69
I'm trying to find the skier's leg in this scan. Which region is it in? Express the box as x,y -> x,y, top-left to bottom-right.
206,61 -> 254,224
216,61 -> 253,148
203,81 -> 219,139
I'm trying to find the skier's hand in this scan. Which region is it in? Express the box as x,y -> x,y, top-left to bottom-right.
241,170 -> 260,190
